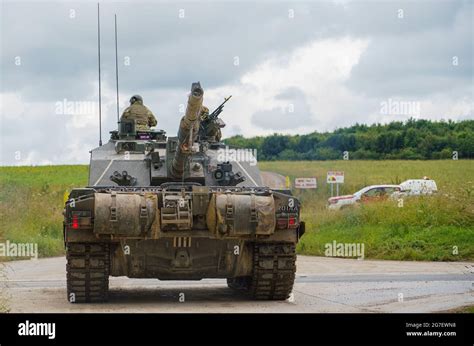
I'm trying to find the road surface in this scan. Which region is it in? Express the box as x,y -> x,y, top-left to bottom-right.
1,255 -> 472,313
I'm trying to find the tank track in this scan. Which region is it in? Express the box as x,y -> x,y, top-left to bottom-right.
226,277 -> 250,291
66,243 -> 110,303
228,242 -> 296,300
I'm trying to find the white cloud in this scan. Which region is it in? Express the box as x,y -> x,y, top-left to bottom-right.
209,37 -> 370,136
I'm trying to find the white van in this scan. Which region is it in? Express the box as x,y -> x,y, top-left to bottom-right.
399,179 -> 437,195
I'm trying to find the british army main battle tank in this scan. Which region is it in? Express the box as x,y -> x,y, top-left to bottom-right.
63,82 -> 305,303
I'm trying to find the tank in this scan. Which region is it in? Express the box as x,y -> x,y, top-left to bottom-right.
63,82 -> 305,303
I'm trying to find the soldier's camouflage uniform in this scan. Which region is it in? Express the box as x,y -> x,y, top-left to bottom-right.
121,100 -> 157,131
200,105 -> 222,141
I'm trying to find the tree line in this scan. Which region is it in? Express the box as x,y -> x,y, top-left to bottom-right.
224,119 -> 474,160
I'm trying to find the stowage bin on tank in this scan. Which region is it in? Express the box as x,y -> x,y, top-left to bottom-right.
63,82 -> 305,303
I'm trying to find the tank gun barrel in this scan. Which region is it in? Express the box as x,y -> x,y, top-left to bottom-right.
171,82 -> 204,178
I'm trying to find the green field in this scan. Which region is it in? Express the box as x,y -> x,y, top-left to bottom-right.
260,160 -> 474,261
0,165 -> 89,259
0,161 -> 473,260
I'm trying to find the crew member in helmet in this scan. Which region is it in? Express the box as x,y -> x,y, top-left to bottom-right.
199,105 -> 223,142
120,95 -> 157,131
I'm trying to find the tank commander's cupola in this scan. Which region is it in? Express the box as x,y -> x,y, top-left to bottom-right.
109,120 -> 167,142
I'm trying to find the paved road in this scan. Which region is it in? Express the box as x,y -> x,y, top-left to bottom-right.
1,256 -> 472,313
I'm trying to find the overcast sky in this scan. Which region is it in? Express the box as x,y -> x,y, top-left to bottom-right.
0,0 -> 472,165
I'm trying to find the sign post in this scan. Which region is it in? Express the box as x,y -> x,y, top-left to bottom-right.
295,178 -> 317,189
326,171 -> 344,197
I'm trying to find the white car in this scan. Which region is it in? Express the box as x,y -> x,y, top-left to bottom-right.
327,184 -> 402,210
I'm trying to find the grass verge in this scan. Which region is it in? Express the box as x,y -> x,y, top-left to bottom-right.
260,160 -> 474,261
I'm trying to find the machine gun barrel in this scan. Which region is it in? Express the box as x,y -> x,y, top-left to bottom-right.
208,95 -> 232,120
171,82 -> 204,178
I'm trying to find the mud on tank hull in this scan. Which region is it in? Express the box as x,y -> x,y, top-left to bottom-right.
64,186 -> 304,303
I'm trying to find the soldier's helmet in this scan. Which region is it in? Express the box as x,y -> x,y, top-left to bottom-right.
130,95 -> 143,104
200,106 -> 209,121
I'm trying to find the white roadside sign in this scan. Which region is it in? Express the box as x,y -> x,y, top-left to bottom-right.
295,177 -> 317,189
327,171 -> 344,184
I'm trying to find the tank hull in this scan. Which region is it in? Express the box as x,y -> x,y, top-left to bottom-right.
64,186 -> 303,302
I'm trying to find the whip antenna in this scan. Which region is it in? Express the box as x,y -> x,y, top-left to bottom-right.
114,14 -> 120,125
97,3 -> 103,146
